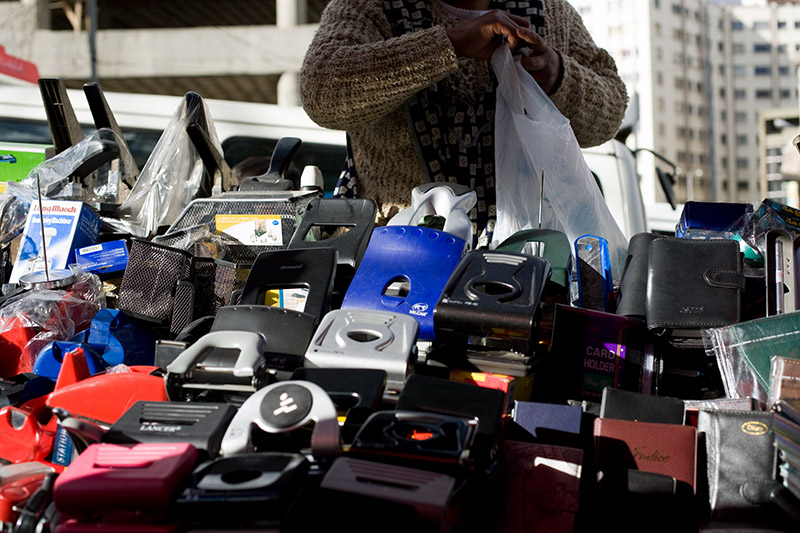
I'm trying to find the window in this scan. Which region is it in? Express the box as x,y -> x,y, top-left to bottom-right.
780,89 -> 792,99
755,66 -> 771,76
796,21 -> 800,29
779,66 -> 790,76
778,45 -> 787,54
672,4 -> 681,15
753,21 -> 769,30
734,89 -> 746,99
733,65 -> 746,77
718,64 -> 726,75
654,0 -> 660,7
721,110 -> 728,122
721,134 -> 728,145
736,135 -> 748,145
732,20 -> 744,30
779,21 -> 787,29
754,43 -> 771,53
756,89 -> 772,99
720,87 -> 726,98
738,181 -> 749,191
735,111 -> 747,123
732,43 -> 745,54
721,157 -> 728,168
736,157 -> 749,169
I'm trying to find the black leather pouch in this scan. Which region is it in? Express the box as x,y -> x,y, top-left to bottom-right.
697,409 -> 778,521
615,232 -> 664,320
646,238 -> 744,332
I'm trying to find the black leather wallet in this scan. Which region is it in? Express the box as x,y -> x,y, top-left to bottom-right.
599,387 -> 685,424
615,232 -> 664,320
697,409 -> 778,521
646,238 -> 744,332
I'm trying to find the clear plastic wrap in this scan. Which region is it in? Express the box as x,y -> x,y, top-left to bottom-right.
490,45 -> 628,279
18,128 -> 134,205
727,199 -> 800,265
103,94 -> 221,238
703,311 -> 800,409
0,266 -> 105,375
151,224 -> 239,259
0,195 -> 29,247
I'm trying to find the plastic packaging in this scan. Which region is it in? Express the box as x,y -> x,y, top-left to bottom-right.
0,266 -> 104,375
0,195 -> 29,247
703,311 -> 800,409
18,128 -> 134,205
103,94 -> 222,238
490,45 -> 628,279
726,199 -> 800,266
153,224 -> 243,260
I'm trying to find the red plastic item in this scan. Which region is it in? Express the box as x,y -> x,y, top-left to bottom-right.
53,443 -> 197,514
54,347 -> 91,391
0,473 -> 48,523
0,406 -> 57,464
46,366 -> 167,426
0,316 -> 36,378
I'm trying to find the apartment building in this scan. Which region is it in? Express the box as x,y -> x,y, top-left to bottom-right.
572,0 -> 800,206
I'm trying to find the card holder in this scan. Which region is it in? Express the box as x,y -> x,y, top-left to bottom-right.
646,238 -> 744,332
697,409 -> 777,521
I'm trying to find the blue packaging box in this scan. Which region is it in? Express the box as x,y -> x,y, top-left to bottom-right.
10,200 -> 100,284
676,201 -> 752,239
75,240 -> 129,277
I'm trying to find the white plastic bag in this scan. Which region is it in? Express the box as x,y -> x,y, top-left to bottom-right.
490,45 -> 628,279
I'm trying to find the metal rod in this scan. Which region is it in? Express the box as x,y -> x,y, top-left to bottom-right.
35,173 -> 50,282
538,169 -> 544,230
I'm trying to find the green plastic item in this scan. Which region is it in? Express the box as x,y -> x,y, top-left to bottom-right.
495,229 -> 571,287
0,142 -> 50,182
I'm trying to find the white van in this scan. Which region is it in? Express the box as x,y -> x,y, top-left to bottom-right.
0,83 -> 648,238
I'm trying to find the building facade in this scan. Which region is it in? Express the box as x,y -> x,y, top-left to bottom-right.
572,0 -> 800,207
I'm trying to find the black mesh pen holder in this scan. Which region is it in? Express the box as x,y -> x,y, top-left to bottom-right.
172,258 -> 250,335
117,238 -> 193,325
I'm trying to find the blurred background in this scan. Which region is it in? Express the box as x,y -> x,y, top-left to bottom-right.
3,0 -> 800,220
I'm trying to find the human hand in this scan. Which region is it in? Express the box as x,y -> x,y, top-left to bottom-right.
445,10 -> 532,60
515,26 -> 562,94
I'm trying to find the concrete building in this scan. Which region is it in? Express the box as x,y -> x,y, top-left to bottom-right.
1,0 -> 328,105
570,0 -> 716,206
571,0 -> 800,207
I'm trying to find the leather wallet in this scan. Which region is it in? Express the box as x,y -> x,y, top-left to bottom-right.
599,388 -> 685,425
499,440 -> 582,533
615,232 -> 664,319
593,417 -> 697,493
646,238 -> 744,332
697,409 -> 777,520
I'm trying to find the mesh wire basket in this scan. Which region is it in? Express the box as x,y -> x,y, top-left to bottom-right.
118,240 -> 250,332
117,239 -> 192,324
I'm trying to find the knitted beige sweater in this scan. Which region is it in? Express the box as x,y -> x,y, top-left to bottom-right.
300,0 -> 628,222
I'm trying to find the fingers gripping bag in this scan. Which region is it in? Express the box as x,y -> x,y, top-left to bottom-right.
490,45 -> 627,280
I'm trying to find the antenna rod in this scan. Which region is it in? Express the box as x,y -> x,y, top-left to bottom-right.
35,174 -> 50,282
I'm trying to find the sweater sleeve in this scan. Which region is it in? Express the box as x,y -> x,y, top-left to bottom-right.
545,0 -> 628,148
300,0 -> 460,131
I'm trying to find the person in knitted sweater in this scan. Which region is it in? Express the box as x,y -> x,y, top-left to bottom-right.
300,0 -> 628,244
